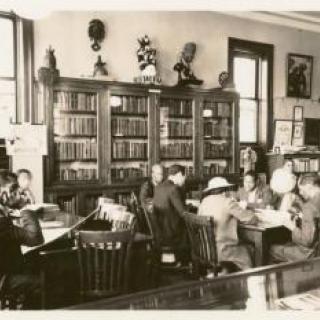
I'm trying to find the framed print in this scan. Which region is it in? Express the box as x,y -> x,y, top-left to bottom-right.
287,53 -> 313,99
292,122 -> 304,146
293,105 -> 303,121
273,120 -> 293,147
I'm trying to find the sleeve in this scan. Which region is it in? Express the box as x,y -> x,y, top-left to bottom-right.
169,186 -> 186,218
139,181 -> 153,206
11,209 -> 44,247
228,199 -> 258,225
292,202 -> 316,247
262,187 -> 275,208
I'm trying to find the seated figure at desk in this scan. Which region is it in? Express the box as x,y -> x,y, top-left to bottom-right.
236,170 -> 274,210
0,171 -> 44,309
16,169 -> 36,205
139,164 -> 164,210
152,164 -> 189,264
270,173 -> 320,263
198,177 -> 258,271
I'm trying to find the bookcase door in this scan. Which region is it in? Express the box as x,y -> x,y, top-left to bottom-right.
51,83 -> 101,184
199,95 -> 238,179
107,87 -> 150,184
158,93 -> 196,177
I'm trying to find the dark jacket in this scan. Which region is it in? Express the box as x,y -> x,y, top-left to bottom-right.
139,179 -> 154,208
0,209 -> 44,289
152,180 -> 187,251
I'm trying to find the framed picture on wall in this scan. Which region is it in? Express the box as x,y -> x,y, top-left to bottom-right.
287,53 -> 313,99
293,105 -> 303,121
273,120 -> 293,147
292,122 -> 304,146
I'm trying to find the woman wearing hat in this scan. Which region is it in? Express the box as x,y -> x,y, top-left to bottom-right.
198,177 -> 258,271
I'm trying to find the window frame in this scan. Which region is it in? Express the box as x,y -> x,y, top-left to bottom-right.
228,38 -> 274,149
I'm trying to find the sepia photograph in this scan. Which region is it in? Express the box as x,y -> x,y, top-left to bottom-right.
2,1 -> 320,316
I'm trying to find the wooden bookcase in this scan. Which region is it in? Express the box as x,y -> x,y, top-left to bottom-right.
38,69 -> 240,215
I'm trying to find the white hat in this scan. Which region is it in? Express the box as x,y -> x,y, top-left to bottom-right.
203,177 -> 234,193
270,168 -> 297,194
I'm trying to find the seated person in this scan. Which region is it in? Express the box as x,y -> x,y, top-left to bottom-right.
236,170 -> 274,210
17,169 -> 36,205
0,173 -> 44,309
152,164 -> 188,264
269,173 -> 320,263
270,165 -> 298,212
198,177 -> 258,271
139,164 -> 164,210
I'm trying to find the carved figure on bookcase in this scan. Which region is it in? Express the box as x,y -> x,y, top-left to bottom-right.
44,45 -> 57,70
38,46 -> 59,85
173,42 -> 203,87
93,55 -> 108,77
135,35 -> 161,84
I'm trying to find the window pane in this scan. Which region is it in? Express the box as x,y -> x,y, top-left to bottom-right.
234,57 -> 256,98
0,17 -> 14,77
239,99 -> 257,143
0,80 -> 15,138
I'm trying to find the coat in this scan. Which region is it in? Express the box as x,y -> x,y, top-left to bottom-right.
152,180 -> 188,255
0,209 -> 44,292
198,194 -> 258,270
270,191 -> 320,262
236,185 -> 275,209
139,179 -> 154,208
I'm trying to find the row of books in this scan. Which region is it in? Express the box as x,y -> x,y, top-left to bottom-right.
111,166 -> 148,180
111,118 -> 148,137
203,163 -> 229,176
54,141 -> 97,160
115,193 -> 132,207
160,142 -> 193,158
203,120 -> 231,138
54,117 -> 97,136
58,168 -> 98,181
112,142 -> 147,159
85,196 -> 100,212
160,98 -> 193,116
161,120 -> 193,138
204,142 -> 231,158
111,95 -> 148,114
163,165 -> 194,177
202,101 -> 232,117
292,158 -> 320,173
57,196 -> 76,214
54,91 -> 97,111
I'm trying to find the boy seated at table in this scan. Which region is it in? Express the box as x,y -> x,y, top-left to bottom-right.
198,177 -> 258,271
236,170 -> 275,210
269,173 -> 320,263
16,169 -> 36,205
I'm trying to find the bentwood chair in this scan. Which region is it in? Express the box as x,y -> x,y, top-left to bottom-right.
76,230 -> 133,302
183,212 -> 221,279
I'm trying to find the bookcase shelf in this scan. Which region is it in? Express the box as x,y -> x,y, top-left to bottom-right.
39,70 -> 239,215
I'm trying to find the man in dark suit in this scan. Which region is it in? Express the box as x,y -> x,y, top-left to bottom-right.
0,172 -> 44,309
152,164 -> 188,264
270,173 -> 320,262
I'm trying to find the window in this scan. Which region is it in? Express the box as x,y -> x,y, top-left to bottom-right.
229,38 -> 273,147
0,14 -> 16,139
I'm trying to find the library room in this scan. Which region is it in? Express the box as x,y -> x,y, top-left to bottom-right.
3,1 -> 320,313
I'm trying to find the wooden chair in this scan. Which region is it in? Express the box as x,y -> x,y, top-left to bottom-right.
312,217 -> 320,257
0,293 -> 24,310
183,212 -> 220,279
76,230 -> 133,302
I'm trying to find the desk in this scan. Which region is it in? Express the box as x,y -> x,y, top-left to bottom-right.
239,223 -> 291,267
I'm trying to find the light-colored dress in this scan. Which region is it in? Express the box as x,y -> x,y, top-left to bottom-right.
198,194 -> 258,270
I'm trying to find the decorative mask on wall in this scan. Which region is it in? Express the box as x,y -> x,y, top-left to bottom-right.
173,42 -> 203,87
88,19 -> 106,51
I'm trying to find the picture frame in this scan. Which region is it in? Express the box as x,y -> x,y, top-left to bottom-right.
293,105 -> 303,121
292,121 -> 304,146
273,120 -> 293,147
287,53 -> 313,99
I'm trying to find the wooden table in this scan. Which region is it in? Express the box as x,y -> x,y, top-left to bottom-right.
238,222 -> 291,267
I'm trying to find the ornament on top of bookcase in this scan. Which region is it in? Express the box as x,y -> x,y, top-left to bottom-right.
173,42 -> 203,87
93,55 -> 108,77
218,71 -> 236,92
88,19 -> 106,51
134,35 -> 161,85
38,46 -> 59,84
43,45 -> 57,70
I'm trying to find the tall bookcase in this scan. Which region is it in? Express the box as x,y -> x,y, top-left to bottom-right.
38,69 -> 239,215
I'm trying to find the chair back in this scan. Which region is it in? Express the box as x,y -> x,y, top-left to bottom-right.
183,212 -> 219,277
312,217 -> 320,257
76,230 -> 133,300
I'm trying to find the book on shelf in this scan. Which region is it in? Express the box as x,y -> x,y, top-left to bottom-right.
160,98 -> 193,117
203,162 -> 229,176
111,165 -> 148,180
54,117 -> 97,136
58,168 -> 97,181
292,158 -> 319,173
54,91 -> 97,111
111,118 -> 148,137
57,196 -> 76,214
112,141 -> 147,159
54,140 -> 97,160
204,141 -> 231,158
203,118 -> 231,138
111,95 -> 148,114
160,142 -> 193,159
202,101 -> 231,118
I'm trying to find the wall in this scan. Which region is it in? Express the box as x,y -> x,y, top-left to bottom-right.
33,11 -> 320,122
